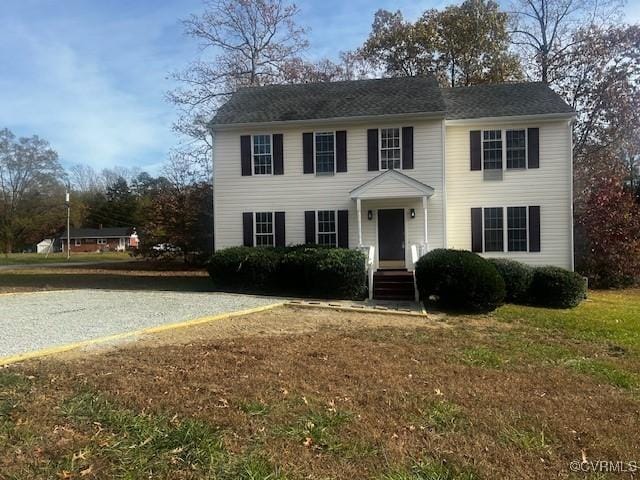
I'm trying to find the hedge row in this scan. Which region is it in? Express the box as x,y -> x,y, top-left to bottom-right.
416,249 -> 586,312
206,245 -> 366,299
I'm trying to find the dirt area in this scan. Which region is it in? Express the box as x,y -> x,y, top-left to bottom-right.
2,305 -> 638,479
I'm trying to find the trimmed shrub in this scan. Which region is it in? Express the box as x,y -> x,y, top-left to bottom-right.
280,246 -> 366,299
489,258 -> 533,304
528,266 -> 587,308
207,245 -> 366,299
206,246 -> 281,292
415,249 -> 505,313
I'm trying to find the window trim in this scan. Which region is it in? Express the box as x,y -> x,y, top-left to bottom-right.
378,127 -> 403,171
480,128 -> 529,171
480,206 -> 533,253
507,206 -> 529,252
313,131 -> 336,175
97,238 -> 107,245
253,211 -> 275,247
74,239 -> 81,246
251,134 -> 274,176
315,209 -> 338,247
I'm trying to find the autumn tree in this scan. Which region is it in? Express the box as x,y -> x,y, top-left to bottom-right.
0,128 -> 66,252
358,1 -> 522,87
168,0 -> 309,173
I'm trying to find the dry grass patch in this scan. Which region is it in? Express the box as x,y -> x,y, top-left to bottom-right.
1,304 -> 639,479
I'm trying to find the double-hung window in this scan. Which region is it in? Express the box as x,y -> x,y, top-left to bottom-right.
506,130 -> 526,169
74,239 -> 81,246
507,207 -> 528,252
483,207 -> 504,252
252,135 -> 272,175
97,238 -> 107,245
317,210 -> 337,247
380,128 -> 401,170
254,212 -> 274,246
482,130 -> 503,170
315,132 -> 335,174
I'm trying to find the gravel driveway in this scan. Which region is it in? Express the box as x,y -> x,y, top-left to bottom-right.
0,290 -> 282,358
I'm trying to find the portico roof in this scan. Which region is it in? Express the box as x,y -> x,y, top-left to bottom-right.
350,169 -> 435,200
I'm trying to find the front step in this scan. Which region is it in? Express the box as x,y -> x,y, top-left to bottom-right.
373,270 -> 415,301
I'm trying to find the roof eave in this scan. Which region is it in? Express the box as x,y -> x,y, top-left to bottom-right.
210,110 -> 447,131
444,112 -> 576,126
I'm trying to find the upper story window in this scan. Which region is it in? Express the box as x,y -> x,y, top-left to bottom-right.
252,134 -> 272,175
507,206 -> 528,251
482,130 -> 503,170
380,128 -> 401,170
255,212 -> 274,246
317,210 -> 337,247
483,207 -> 504,252
315,132 -> 335,174
506,130 -> 527,169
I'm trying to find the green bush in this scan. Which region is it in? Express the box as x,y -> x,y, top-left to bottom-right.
415,249 -> 505,313
528,266 -> 587,308
489,258 -> 533,304
206,246 -> 282,292
207,245 -> 366,299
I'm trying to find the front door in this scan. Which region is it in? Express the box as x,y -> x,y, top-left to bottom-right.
378,209 -> 405,269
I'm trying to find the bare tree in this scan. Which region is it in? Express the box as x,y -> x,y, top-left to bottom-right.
509,0 -> 623,83
168,0 -> 309,171
68,164 -> 103,192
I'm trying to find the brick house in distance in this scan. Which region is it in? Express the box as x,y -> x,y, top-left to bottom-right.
61,227 -> 138,253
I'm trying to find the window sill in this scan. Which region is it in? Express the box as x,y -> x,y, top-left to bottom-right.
315,172 -> 335,176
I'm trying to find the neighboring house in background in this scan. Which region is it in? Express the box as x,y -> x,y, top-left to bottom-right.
36,239 -> 54,254
61,227 -> 138,253
210,76 -> 575,300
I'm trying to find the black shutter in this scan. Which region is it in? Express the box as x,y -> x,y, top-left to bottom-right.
527,128 -> 539,168
337,210 -> 349,248
336,130 -> 347,172
471,208 -> 483,252
241,135 -> 252,176
304,210 -> 316,244
367,129 -> 379,171
242,212 -> 253,246
275,211 -> 285,247
273,134 -> 284,175
529,206 -> 541,252
303,133 -> 314,174
470,131 -> 481,171
402,126 -> 414,169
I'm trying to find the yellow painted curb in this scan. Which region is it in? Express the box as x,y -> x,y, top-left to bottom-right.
0,302 -> 286,367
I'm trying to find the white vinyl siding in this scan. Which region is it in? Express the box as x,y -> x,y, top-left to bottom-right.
446,120 -> 573,269
213,120 -> 445,269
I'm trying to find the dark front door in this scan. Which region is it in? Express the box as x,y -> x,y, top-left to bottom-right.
378,209 -> 405,264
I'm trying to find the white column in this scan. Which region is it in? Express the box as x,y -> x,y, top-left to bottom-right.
356,198 -> 362,246
422,196 -> 429,253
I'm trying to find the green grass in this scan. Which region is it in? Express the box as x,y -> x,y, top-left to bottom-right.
496,290 -> 640,352
0,251 -> 132,265
500,426 -> 552,453
460,346 -> 503,368
418,400 -> 465,433
380,458 -> 478,480
567,358 -> 638,390
280,408 -> 352,453
240,400 -> 271,417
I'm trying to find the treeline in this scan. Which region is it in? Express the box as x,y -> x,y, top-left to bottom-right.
0,132 -> 212,261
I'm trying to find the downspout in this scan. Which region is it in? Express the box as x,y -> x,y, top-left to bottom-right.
441,120 -> 447,248
211,129 -> 216,254
568,119 -> 575,271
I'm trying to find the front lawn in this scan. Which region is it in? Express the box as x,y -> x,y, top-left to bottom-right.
0,252 -> 133,265
1,290 -> 639,479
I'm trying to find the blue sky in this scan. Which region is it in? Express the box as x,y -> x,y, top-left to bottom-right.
1,0 -> 638,173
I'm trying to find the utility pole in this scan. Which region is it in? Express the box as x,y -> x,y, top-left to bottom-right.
65,190 -> 70,260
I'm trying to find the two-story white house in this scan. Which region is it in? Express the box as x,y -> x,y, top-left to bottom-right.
210,76 -> 575,300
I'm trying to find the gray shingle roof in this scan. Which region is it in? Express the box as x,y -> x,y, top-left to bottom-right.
212,76 -> 445,125
63,227 -> 131,239
211,77 -> 574,126
442,82 -> 575,120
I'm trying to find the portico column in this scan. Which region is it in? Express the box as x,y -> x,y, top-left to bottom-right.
357,198 -> 363,246
422,196 -> 429,253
